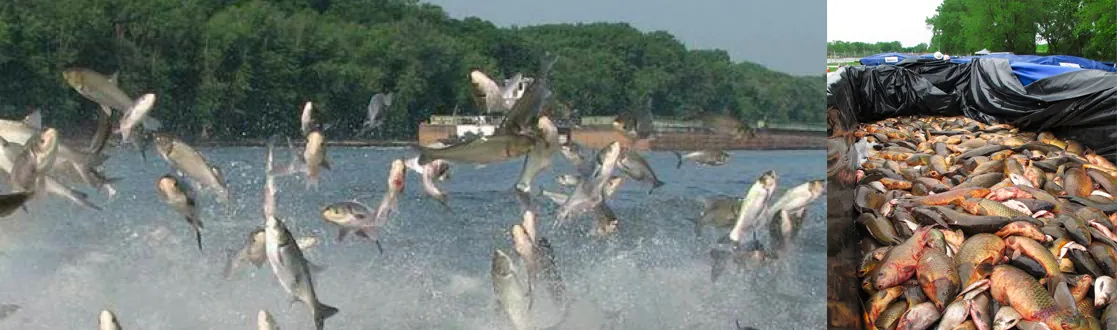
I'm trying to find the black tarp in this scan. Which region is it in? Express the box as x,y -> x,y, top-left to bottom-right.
827,57 -> 1117,161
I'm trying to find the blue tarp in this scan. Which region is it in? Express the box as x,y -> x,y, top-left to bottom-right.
858,52 -> 911,66
946,57 -> 1084,85
979,54 -> 1117,72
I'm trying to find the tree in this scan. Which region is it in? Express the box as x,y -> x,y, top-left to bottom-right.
926,0 -> 1114,60
0,0 -> 825,141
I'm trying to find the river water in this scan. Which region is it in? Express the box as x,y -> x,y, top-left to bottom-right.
0,146 -> 825,329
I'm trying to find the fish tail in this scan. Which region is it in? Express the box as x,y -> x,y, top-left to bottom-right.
1047,273 -> 1069,294
337,228 -> 351,242
306,175 -> 319,190
672,151 -> 683,169
417,151 -> 433,166
313,302 -> 340,330
221,248 -> 238,279
434,194 -> 452,211
57,184 -> 102,211
649,179 -> 665,194
193,225 -> 203,251
356,125 -> 372,137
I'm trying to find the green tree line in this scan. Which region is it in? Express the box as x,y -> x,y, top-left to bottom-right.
925,0 -> 1115,61
0,0 -> 824,141
827,41 -> 930,58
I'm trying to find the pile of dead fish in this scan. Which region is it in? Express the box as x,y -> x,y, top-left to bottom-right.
853,116 -> 1117,330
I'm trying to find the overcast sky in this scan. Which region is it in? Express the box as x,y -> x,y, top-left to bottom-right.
422,0 -> 826,76
827,0 -> 942,47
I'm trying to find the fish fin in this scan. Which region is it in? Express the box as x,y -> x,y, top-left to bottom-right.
193,225 -> 203,251
306,176 -> 319,190
336,228 -> 350,242
62,185 -> 102,211
141,116 -> 162,131
693,219 -> 704,238
315,302 -> 340,329
672,151 -> 683,169
321,159 -> 331,170
434,194 -> 451,211
1053,280 -> 1079,316
649,180 -> 665,194
1046,273 -> 1067,296
416,148 -> 435,165
307,261 -> 328,274
975,258 -> 996,280
710,248 -> 730,282
355,227 -> 384,253
221,248 -> 238,279
108,72 -> 119,85
22,110 -> 42,129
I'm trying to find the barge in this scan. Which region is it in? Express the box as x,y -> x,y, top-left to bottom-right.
417,115 -> 826,151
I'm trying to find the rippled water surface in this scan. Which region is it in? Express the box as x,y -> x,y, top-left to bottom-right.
0,146 -> 825,329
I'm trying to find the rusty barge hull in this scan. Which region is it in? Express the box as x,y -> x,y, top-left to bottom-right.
418,123 -> 825,150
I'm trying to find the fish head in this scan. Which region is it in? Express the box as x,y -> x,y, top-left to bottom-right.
152,133 -> 175,156
301,101 -> 313,117
388,159 -> 406,192
61,69 -> 84,89
611,117 -> 625,131
37,127 -> 59,153
561,144 -> 577,155
491,249 -> 514,276
1049,313 -> 1095,330
602,218 -> 619,233
320,203 -> 352,224
758,170 -> 779,191
99,310 -> 120,330
993,306 -> 1021,330
520,210 -> 537,241
1095,276 -> 1115,307
430,160 -> 450,180
381,93 -> 393,107
295,236 -> 319,250
808,180 -> 826,196
511,224 -> 534,257
249,227 -> 267,244
306,130 -> 326,149
156,175 -> 179,194
132,93 -> 157,115
257,310 -> 276,328
536,116 -> 558,145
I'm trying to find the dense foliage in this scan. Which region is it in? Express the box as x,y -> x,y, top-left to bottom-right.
826,41 -> 931,58
925,0 -> 1115,60
0,0 -> 824,141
